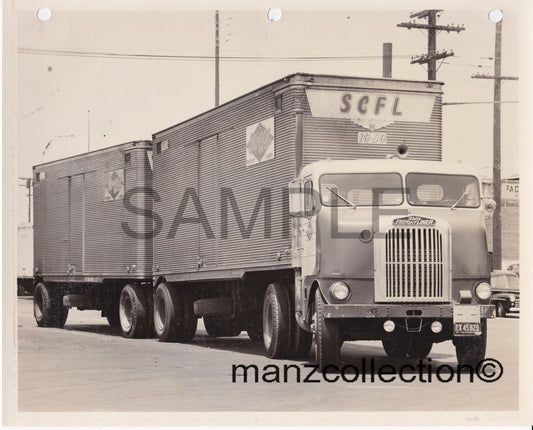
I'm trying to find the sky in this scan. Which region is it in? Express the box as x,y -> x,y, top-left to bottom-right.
13,3 -> 521,225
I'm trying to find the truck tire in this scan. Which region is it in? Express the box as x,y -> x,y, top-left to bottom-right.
286,280 -> 313,359
33,282 -> 68,328
119,284 -> 148,338
154,283 -> 197,342
290,324 -> 313,359
454,320 -> 487,368
382,335 -> 410,359
263,283 -> 290,358
495,302 -> 506,318
315,289 -> 340,369
204,316 -> 241,337
408,337 -> 433,358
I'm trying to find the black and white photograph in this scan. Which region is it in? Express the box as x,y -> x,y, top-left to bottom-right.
3,0 -> 532,426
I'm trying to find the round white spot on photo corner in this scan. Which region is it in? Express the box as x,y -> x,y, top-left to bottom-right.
267,8 -> 282,22
37,7 -> 52,21
488,9 -> 503,23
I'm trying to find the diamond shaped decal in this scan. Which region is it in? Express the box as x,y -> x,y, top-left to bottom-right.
246,117 -> 275,166
104,169 -> 125,201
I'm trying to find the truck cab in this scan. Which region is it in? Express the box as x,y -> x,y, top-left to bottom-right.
289,158 -> 496,368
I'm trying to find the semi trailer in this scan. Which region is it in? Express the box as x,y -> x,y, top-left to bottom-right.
31,73 -> 495,367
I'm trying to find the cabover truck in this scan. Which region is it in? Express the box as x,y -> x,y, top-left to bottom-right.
32,73 -> 495,367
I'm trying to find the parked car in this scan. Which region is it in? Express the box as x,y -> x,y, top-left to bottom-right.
506,262 -> 520,277
490,270 -> 520,317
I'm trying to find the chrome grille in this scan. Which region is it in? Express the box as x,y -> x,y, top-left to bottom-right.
384,227 -> 445,301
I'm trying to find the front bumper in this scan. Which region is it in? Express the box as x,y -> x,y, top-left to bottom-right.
323,304 -> 495,319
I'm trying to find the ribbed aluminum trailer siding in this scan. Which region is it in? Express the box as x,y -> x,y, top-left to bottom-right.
33,140 -> 153,281
152,73 -> 443,281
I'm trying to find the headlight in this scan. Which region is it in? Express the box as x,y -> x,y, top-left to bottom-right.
431,321 -> 443,333
330,282 -> 350,301
474,282 -> 492,301
383,320 -> 395,333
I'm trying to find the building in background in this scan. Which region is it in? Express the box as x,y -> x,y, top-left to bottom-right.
17,223 -> 34,294
482,175 -> 519,267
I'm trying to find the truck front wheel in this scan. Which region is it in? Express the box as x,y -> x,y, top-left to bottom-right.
262,283 -> 290,358
454,320 -> 487,367
33,282 -> 68,328
408,338 -> 433,358
154,283 -> 197,342
119,284 -> 149,338
315,289 -> 341,369
382,336 -> 409,358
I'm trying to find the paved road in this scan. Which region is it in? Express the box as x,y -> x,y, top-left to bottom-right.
17,296 -> 518,412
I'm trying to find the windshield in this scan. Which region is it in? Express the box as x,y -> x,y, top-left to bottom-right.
406,173 -> 480,208
320,173 -> 403,207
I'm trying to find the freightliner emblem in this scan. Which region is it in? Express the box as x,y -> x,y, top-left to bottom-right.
393,216 -> 436,226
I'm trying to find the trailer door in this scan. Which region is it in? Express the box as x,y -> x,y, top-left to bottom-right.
67,175 -> 85,273
198,136 -> 218,269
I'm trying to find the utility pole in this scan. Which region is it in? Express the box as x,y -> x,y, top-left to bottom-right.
18,177 -> 32,223
397,10 -> 465,80
472,18 -> 518,270
215,10 -> 220,107
383,43 -> 392,78
88,110 -> 91,151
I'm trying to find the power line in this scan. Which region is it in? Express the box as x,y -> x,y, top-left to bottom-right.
17,47 -> 413,62
442,101 -> 518,106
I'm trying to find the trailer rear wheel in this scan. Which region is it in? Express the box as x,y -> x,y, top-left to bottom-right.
33,282 -> 68,328
119,284 -> 148,338
204,316 -> 241,337
262,283 -> 290,358
454,320 -> 487,367
154,283 -> 197,342
314,289 -> 340,369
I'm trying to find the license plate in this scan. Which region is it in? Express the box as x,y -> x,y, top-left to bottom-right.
453,305 -> 481,336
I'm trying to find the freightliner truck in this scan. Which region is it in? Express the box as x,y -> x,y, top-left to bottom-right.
31,73 -> 495,367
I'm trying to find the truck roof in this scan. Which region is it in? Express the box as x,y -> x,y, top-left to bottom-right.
33,140 -> 152,170
152,72 -> 444,139
301,158 -> 483,179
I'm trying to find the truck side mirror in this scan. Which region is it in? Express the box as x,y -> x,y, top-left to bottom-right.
288,179 -> 304,217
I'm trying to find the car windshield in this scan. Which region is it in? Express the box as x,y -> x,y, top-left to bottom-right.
405,173 -> 480,208
320,173 -> 403,207
492,274 -> 520,290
